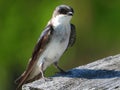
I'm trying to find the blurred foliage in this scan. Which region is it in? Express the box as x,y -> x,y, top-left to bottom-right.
0,0 -> 120,90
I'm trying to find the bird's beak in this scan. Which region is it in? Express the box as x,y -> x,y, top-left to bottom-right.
67,12 -> 73,16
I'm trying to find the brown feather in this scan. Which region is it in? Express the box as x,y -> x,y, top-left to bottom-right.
15,25 -> 53,90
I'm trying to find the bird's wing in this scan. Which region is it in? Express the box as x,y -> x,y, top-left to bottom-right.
67,24 -> 76,47
15,24 -> 54,89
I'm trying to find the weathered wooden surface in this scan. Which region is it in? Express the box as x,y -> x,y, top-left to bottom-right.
22,54 -> 120,90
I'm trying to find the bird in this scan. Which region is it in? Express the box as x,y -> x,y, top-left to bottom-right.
15,4 -> 76,90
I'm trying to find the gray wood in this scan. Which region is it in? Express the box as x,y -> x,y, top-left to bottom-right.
22,54 -> 120,90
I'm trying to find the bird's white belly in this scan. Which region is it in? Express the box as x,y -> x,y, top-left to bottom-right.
38,36 -> 69,70
37,26 -> 70,71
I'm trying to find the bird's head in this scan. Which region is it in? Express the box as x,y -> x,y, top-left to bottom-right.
52,5 -> 74,24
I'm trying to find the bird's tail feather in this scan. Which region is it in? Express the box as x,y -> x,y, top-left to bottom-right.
15,72 -> 42,90
15,72 -> 29,90
15,72 -> 25,84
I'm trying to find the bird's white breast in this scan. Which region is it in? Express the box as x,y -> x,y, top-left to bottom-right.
38,24 -> 71,71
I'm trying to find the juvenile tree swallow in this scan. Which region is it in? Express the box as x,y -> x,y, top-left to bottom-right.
15,5 -> 76,89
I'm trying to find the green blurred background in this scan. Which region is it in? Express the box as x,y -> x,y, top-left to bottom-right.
0,0 -> 120,90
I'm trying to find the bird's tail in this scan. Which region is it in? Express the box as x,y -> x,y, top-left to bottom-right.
15,72 -> 42,90
15,71 -> 28,90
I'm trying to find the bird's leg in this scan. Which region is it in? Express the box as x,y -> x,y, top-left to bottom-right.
41,71 -> 45,79
40,62 -> 45,79
54,62 -> 66,73
40,63 -> 52,81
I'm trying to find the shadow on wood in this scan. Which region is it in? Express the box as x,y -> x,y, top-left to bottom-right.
55,69 -> 120,79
